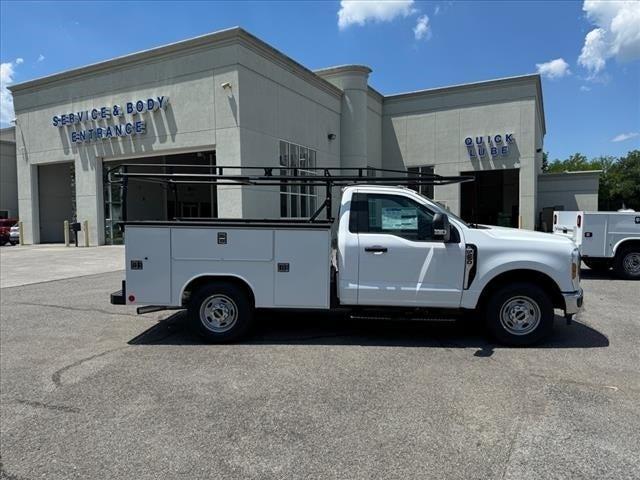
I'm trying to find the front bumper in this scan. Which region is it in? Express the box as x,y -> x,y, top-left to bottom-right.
562,287 -> 583,315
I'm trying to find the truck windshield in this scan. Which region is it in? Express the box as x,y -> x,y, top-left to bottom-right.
416,194 -> 471,228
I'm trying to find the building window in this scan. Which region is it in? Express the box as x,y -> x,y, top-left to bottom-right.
279,140 -> 317,218
408,166 -> 435,199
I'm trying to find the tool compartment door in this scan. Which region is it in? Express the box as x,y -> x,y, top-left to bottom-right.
125,226 -> 171,305
581,214 -> 607,257
273,229 -> 330,308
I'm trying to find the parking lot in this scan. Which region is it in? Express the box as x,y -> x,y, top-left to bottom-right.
1,247 -> 639,479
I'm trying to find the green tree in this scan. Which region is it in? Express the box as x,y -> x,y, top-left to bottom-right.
542,151 -> 549,172
547,153 -> 597,173
601,150 -> 640,211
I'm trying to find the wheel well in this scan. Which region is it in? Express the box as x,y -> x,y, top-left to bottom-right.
615,239 -> 640,256
477,269 -> 565,311
181,275 -> 255,307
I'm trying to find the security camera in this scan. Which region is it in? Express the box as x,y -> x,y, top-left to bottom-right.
327,133 -> 336,140
221,82 -> 232,90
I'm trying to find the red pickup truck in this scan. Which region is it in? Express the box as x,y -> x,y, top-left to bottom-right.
0,219 -> 18,245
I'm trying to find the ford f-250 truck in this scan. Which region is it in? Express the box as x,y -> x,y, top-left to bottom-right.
110,166 -> 583,346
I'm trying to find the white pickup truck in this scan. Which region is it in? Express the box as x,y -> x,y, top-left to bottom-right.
110,169 -> 583,347
553,210 -> 640,279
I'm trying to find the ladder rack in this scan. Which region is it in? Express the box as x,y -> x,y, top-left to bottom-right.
105,164 -> 474,223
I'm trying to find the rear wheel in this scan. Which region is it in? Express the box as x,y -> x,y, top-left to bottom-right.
188,282 -> 254,342
485,282 -> 554,346
583,258 -> 611,272
614,245 -> 640,280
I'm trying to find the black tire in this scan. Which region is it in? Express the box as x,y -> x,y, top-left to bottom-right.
9,241 -> 17,246
583,258 -> 611,272
187,281 -> 254,343
485,282 -> 554,346
613,245 -> 640,280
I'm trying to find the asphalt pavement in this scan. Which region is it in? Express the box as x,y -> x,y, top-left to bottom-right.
1,267 -> 639,479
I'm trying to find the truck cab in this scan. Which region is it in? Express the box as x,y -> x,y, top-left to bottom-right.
336,186 -> 582,345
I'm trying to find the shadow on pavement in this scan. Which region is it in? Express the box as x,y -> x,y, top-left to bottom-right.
129,309 -> 609,353
579,268 -> 618,281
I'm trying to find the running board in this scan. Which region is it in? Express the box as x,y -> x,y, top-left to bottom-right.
349,314 -> 458,322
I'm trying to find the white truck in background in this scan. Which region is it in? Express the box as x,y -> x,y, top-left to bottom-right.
553,211 -> 640,279
109,164 -> 583,347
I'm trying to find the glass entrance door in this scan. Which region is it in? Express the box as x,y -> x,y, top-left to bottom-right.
103,164 -> 124,245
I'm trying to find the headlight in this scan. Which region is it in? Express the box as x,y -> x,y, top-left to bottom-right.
571,248 -> 580,281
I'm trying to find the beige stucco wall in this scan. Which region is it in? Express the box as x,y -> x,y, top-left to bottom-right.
379,77 -> 543,229
235,54 -> 341,218
10,29 -> 342,244
0,127 -> 18,218
538,171 -> 600,212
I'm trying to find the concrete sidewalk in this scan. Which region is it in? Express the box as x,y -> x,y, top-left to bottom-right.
0,244 -> 124,288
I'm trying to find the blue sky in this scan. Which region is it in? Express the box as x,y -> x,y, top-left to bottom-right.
1,0 -> 638,160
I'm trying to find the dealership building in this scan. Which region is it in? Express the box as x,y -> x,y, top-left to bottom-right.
7,27 -> 598,244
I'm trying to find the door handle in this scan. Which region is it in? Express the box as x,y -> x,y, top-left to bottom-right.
365,246 -> 388,253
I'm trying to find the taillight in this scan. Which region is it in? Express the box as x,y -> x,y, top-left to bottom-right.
572,262 -> 577,279
577,215 -> 582,227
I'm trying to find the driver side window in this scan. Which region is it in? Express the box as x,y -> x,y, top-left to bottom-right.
360,193 -> 435,241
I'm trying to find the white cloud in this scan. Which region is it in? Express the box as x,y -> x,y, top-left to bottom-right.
611,131 -> 639,142
580,85 -> 591,91
37,54 -> 45,62
413,14 -> 431,40
579,27 -> 608,73
578,1 -> 640,75
434,5 -> 441,15
15,58 -> 24,65
536,58 -> 572,79
338,0 -> 416,29
1,61 -> 17,125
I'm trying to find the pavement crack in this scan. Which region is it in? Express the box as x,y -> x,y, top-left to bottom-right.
528,373 -> 637,393
13,399 -> 80,414
12,302 -> 138,318
500,416 -> 523,480
51,347 -> 127,387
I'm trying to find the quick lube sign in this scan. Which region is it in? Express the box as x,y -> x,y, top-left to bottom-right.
465,133 -> 514,158
52,96 -> 169,144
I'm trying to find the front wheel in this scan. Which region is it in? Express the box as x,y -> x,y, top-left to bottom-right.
614,245 -> 640,280
485,282 -> 554,346
187,282 -> 254,343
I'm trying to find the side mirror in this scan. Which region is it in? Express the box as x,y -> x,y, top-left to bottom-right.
432,213 -> 451,242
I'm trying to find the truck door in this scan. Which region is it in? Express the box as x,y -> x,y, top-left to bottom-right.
352,192 -> 465,308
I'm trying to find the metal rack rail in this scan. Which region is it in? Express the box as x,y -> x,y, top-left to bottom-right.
105,164 -> 474,223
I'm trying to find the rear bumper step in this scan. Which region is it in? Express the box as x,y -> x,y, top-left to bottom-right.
110,280 -> 126,305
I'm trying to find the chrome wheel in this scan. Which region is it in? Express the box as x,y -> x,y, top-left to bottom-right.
499,296 -> 541,336
199,294 -> 238,333
623,252 -> 640,275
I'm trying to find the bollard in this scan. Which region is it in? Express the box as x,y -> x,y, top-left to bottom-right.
19,221 -> 24,246
64,220 -> 70,247
83,220 -> 89,247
